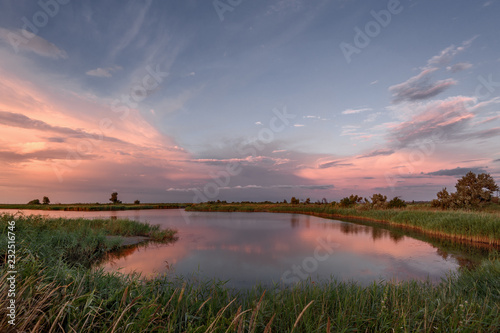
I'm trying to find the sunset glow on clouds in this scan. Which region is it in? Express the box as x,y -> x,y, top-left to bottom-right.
0,0 -> 499,203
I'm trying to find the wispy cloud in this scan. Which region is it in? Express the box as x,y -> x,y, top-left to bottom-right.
446,62 -> 473,73
388,96 -> 476,147
0,110 -> 126,144
109,0 -> 152,60
187,156 -> 290,166
364,112 -> 382,123
389,68 -> 456,103
86,66 -> 122,78
424,37 -> 476,69
389,38 -> 476,104
342,107 -> 372,115
317,159 -> 353,169
426,166 -> 487,176
167,184 -> 334,191
0,28 -> 67,59
0,149 -> 97,163
357,149 -> 394,159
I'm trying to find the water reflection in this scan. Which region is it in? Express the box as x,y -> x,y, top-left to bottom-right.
1,209 -> 495,288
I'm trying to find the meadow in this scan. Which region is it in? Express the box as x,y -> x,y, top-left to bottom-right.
1,213 -> 500,332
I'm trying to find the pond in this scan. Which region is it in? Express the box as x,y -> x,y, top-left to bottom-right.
1,209 -> 492,288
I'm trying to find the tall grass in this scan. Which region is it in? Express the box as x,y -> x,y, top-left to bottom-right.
187,203 -> 500,245
0,214 -> 177,268
1,213 -> 500,331
1,250 -> 499,331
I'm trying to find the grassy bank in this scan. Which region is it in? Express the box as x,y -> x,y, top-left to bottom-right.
186,203 -> 500,246
0,214 -> 177,268
0,203 -> 190,211
1,214 -> 500,332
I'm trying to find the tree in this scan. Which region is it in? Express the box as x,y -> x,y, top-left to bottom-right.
109,192 -> 122,204
370,193 -> 387,208
134,200 -> 140,205
290,197 -> 300,205
431,188 -> 452,209
432,172 -> 499,209
339,194 -> 363,207
305,198 -> 311,204
454,172 -> 498,207
28,199 -> 40,205
387,197 -> 406,208
42,196 -> 50,205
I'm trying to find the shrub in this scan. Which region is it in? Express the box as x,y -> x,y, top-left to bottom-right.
339,194 -> 363,208
28,199 -> 41,205
431,188 -> 452,209
388,197 -> 407,208
370,193 -> 387,209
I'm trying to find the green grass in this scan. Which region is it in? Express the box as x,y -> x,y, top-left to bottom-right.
0,214 -> 177,269
1,213 -> 500,331
187,203 -> 500,245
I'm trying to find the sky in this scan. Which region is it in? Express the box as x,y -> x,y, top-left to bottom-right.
0,0 -> 499,204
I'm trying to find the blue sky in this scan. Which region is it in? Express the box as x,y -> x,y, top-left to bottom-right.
0,0 -> 499,203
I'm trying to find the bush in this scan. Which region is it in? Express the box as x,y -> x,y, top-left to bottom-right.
339,194 -> 363,208
431,188 -> 452,209
388,197 -> 407,208
370,193 -> 387,209
28,199 -> 41,205
134,200 -> 140,205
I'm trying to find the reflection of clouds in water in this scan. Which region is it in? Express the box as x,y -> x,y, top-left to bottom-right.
2,208 -> 486,287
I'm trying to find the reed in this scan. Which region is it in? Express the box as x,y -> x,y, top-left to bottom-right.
1,213 -> 499,331
187,203 -> 500,245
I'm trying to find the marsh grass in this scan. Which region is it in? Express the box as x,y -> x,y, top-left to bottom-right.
0,214 -> 177,268
1,254 -> 499,332
187,203 -> 500,245
1,213 -> 500,331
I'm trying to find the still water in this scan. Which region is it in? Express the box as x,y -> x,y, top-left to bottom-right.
2,209 -> 486,288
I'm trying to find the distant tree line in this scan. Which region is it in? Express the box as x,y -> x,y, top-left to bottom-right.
285,193 -> 406,209
26,192 -> 143,205
27,196 -> 50,205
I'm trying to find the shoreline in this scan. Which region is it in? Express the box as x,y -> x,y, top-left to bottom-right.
187,204 -> 500,247
0,203 -> 189,211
